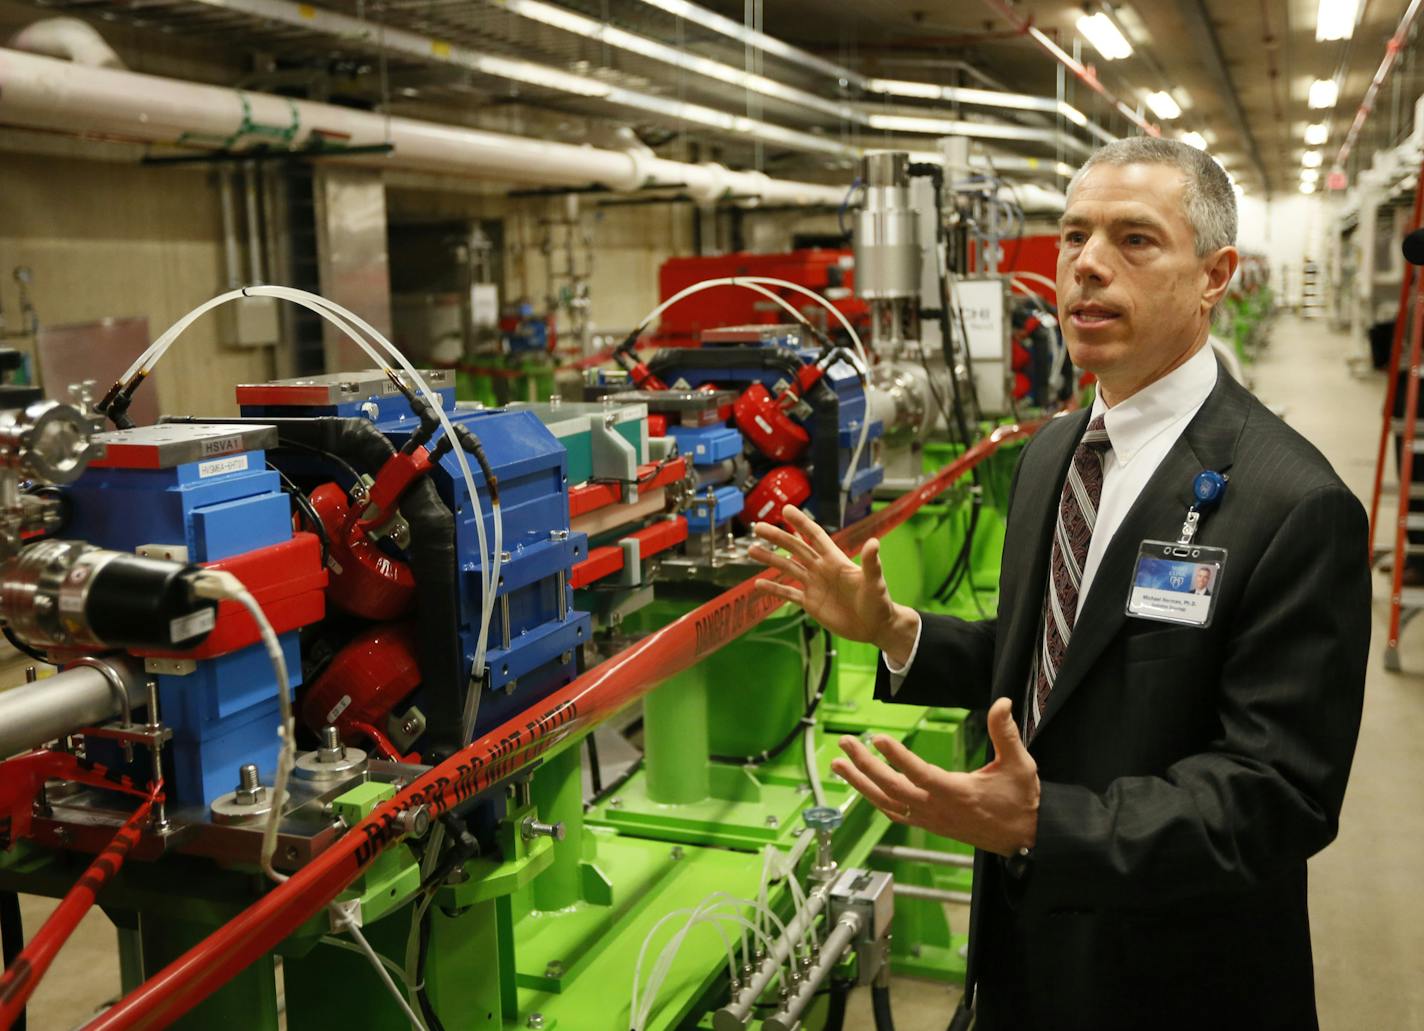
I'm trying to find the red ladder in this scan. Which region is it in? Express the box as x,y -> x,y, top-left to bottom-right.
1369,156 -> 1424,671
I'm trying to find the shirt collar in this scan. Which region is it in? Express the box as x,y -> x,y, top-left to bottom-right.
1089,342 -> 1218,466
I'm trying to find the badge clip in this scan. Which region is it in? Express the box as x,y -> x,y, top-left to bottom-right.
1177,470 -> 1228,547
1128,470 -> 1229,628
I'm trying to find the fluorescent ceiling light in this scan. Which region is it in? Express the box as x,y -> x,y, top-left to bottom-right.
1180,131 -> 1208,150
1304,122 -> 1329,145
1302,150 -> 1323,168
1077,12 -> 1133,60
1301,168 -> 1320,183
497,0 -> 855,120
1300,181 -> 1318,194
866,78 -> 943,100
1145,91 -> 1182,120
1309,79 -> 1339,109
1316,0 -> 1362,41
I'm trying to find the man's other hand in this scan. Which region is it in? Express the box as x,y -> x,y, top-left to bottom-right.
748,505 -> 919,663
830,698 -> 1040,857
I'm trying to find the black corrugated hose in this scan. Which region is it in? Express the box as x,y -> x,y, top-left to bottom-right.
2,890 -> 25,1031
871,983 -> 897,1031
823,976 -> 852,1031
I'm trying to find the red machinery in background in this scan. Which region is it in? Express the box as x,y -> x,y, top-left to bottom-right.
653,249 -> 867,346
995,234 -> 1060,303
653,238 -> 1061,349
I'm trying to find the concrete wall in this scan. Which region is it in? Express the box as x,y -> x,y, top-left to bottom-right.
0,142 -> 276,416
1237,192 -> 1334,307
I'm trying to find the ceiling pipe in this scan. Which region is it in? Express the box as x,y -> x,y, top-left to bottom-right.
0,49 -> 845,206
620,0 -> 1119,145
977,0 -> 1158,137
186,0 -> 855,157
8,17 -> 124,69
1334,0 -> 1424,175
183,0 -> 1111,158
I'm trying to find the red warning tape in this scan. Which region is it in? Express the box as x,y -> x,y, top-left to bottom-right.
1,789 -> 158,1030
81,417 -> 1048,1031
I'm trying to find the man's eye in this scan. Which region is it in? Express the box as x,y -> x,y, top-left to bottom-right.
1125,234 -> 1151,246
1064,231 -> 1086,245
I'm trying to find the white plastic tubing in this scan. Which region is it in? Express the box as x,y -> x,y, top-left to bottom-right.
0,48 -> 844,207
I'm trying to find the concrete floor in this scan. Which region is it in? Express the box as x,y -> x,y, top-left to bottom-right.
12,314 -> 1423,1029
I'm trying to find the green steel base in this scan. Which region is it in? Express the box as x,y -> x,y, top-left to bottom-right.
821,657 -> 928,734
585,762 -> 815,850
510,829 -> 766,1031
891,934 -> 970,982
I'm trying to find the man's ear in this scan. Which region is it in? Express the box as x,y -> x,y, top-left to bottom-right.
1202,246 -> 1240,311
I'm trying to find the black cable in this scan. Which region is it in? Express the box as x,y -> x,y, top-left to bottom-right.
2,625 -> 53,666
414,899 -> 449,1031
270,441 -> 364,486
871,983 -> 897,1031
907,161 -> 988,589
933,487 -> 982,603
824,976 -> 853,1031
837,176 -> 863,240
585,733 -> 603,796
451,425 -> 500,506
1,890 -> 25,1031
586,757 -> 643,810
417,812 -> 482,894
269,465 -> 331,566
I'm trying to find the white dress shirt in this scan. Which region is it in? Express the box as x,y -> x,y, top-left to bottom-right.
885,342 -> 1220,689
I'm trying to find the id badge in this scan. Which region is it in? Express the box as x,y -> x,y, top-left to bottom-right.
1126,540 -> 1227,628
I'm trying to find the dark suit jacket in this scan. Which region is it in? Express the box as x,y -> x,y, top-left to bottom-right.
876,370 -> 1370,1031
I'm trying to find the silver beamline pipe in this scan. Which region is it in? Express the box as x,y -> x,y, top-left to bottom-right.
0,49 -> 845,208
871,844 -> 975,869
0,655 -> 147,758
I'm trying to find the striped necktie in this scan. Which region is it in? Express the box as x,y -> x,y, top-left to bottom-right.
1027,414 -> 1112,740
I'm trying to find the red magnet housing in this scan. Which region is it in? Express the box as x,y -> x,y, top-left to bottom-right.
301,621 -> 422,745
308,482 -> 416,621
741,466 -> 812,528
733,382 -> 809,463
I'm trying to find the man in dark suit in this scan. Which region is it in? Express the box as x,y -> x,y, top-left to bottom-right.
1192,564 -> 1213,595
749,138 -> 1370,1030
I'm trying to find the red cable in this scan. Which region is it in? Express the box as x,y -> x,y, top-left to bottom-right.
82,420 -> 1047,1031
1,787 -> 159,1030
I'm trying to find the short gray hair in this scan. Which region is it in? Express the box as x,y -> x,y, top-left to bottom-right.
1067,138 -> 1237,257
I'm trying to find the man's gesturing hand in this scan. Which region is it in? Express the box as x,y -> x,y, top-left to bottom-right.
747,505 -> 920,665
829,698 -> 1040,857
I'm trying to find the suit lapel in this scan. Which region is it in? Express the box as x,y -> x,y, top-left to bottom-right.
1029,369 -> 1250,743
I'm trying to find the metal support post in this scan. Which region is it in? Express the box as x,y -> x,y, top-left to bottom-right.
643,666 -> 710,805
530,743 -> 583,912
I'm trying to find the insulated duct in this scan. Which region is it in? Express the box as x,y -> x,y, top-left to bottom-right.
8,18 -> 124,69
0,49 -> 843,207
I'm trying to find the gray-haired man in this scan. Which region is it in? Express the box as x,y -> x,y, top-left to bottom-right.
750,139 -> 1370,1030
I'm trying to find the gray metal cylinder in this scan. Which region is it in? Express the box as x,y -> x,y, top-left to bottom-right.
761,914 -> 863,1031
0,655 -> 146,757
853,151 -> 921,300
